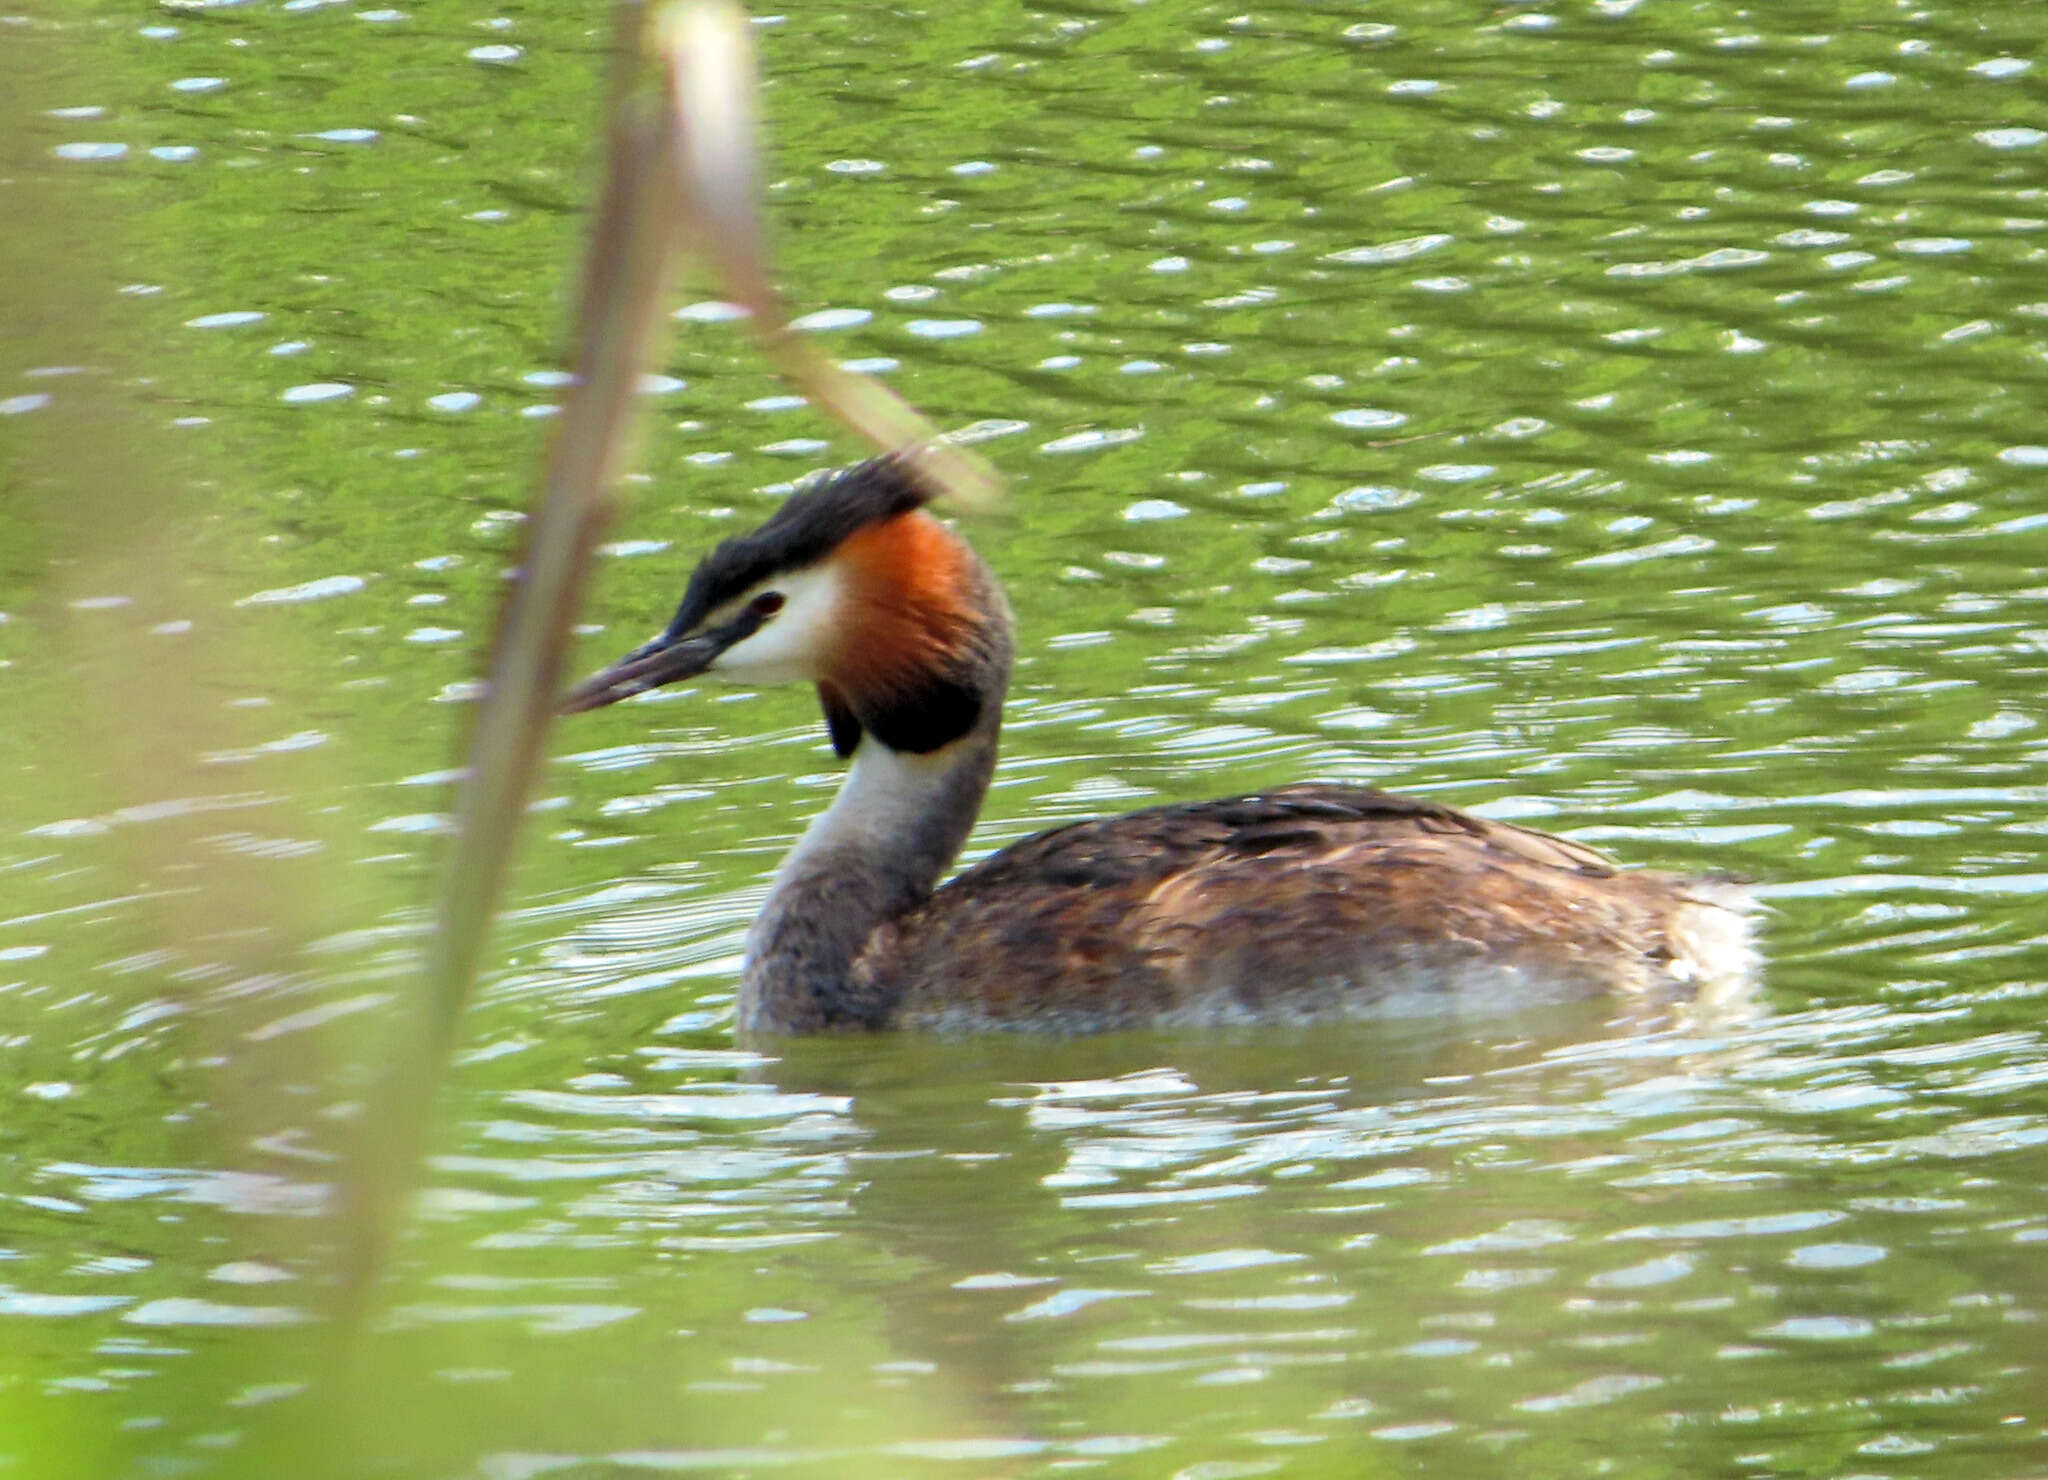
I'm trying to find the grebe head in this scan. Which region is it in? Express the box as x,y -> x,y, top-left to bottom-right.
562,456 -> 1013,756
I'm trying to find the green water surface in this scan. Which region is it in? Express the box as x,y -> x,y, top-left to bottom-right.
3,1 -> 2046,1476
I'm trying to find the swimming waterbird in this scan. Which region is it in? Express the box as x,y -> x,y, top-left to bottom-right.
563,458 -> 1756,1033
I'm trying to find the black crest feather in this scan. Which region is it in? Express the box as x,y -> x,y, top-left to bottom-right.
817,682 -> 863,759
661,457 -> 934,640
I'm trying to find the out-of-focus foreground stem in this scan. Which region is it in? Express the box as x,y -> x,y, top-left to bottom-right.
335,0 -> 1007,1316
652,5 -> 1004,514
332,0 -> 683,1314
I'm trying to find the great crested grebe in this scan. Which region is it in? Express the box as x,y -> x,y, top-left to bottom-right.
563,457 -> 1757,1034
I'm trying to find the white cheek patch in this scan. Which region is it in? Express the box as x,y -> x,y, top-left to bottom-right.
709,563 -> 843,686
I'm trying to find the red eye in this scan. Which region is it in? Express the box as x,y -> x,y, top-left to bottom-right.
752,591 -> 786,617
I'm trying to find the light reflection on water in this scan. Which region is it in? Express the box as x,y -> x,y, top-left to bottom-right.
6,0 -> 2048,1473
327,1008 -> 2048,1467
9,967 -> 2048,1471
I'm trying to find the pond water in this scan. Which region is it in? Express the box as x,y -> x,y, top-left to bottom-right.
4,0 -> 2047,1475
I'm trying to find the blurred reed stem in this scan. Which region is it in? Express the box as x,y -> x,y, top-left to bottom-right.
332,0 -> 683,1316
333,0 -> 1005,1319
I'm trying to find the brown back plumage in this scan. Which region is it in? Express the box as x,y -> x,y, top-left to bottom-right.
862,784 -> 1754,1032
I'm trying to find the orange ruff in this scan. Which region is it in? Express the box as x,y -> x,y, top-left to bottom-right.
829,511 -> 978,701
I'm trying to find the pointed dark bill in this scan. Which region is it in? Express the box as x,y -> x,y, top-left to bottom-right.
559,604 -> 769,713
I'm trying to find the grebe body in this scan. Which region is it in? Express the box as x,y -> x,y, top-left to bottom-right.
565,459 -> 1756,1034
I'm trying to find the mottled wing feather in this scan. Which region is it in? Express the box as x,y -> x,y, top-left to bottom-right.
868,785 -> 1739,1029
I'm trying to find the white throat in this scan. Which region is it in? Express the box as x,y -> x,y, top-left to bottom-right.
737,728 -> 1000,1033
762,742 -> 968,908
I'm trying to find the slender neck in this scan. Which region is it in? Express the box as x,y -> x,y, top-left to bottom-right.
739,721 -> 1000,1033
